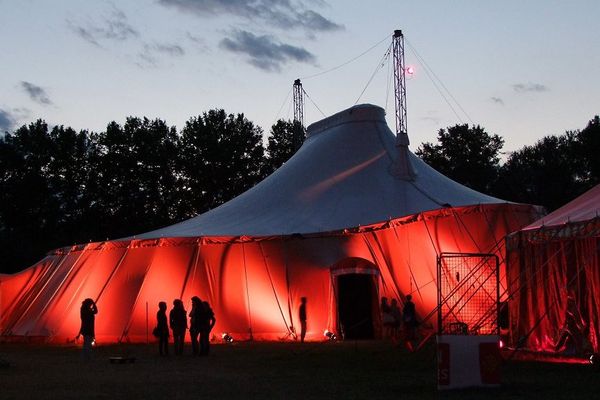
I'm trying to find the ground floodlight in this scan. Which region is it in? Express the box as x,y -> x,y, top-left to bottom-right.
222,333 -> 234,343
324,330 -> 337,341
590,353 -> 599,367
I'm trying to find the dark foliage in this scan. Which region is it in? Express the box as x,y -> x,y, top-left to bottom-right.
0,110 -> 272,273
416,124 -> 504,194
494,116 -> 599,210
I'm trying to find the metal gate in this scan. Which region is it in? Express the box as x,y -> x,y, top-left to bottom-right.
437,252 -> 499,335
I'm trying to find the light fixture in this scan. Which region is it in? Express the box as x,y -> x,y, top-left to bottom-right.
590,353 -> 599,367
324,330 -> 337,341
406,66 -> 415,75
222,333 -> 234,343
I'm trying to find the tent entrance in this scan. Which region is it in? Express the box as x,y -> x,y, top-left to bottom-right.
336,273 -> 376,340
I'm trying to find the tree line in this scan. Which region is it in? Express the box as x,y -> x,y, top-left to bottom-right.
416,115 -> 600,211
0,110 -> 301,273
1,111 -> 598,273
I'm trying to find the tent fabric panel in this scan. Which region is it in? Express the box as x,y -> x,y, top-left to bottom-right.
5,251 -> 84,337
93,246 -> 157,342
507,233 -> 600,355
116,243 -> 197,341
0,256 -> 59,335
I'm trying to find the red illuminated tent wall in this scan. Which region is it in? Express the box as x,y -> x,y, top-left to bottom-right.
0,104 -> 540,343
506,184 -> 600,356
1,205 -> 536,343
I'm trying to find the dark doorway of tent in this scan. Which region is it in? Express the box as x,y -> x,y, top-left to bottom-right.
337,274 -> 376,340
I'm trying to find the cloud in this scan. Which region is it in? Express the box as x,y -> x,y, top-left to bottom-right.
68,5 -> 139,47
20,81 -> 52,105
490,96 -> 504,105
158,0 -> 343,33
186,32 -> 209,52
220,30 -> 316,72
512,83 -> 548,93
137,42 -> 186,67
0,108 -> 16,132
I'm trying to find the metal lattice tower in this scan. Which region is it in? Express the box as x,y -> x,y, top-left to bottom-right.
390,30 -> 415,180
392,30 -> 409,146
293,79 -> 304,151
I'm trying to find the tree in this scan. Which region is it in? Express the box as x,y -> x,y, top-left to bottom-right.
494,117 -> 600,212
576,115 -> 600,187
92,117 -> 180,239
416,124 -> 504,194
178,109 -> 266,217
264,119 -> 304,175
0,120 -> 62,272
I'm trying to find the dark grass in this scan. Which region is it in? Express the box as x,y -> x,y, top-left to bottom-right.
0,340 -> 598,399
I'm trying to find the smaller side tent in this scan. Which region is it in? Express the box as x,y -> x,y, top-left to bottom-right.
506,184 -> 600,357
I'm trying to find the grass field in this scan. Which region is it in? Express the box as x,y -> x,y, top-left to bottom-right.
0,340 -> 598,399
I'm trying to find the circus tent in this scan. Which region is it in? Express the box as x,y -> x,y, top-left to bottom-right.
0,104 -> 539,343
506,184 -> 600,356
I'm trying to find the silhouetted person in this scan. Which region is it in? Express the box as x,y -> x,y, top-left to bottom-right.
390,298 -> 402,340
299,297 -> 307,343
189,296 -> 203,356
77,298 -> 98,360
169,299 -> 187,355
403,294 -> 418,351
199,301 -> 216,356
157,301 -> 169,356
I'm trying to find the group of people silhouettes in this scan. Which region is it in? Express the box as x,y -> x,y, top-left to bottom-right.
157,296 -> 216,356
76,296 -> 216,359
381,294 -> 418,350
78,294 -> 417,358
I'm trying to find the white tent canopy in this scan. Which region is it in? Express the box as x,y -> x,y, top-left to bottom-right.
137,104 -> 501,238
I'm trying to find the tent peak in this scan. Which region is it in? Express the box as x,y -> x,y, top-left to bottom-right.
306,104 -> 384,139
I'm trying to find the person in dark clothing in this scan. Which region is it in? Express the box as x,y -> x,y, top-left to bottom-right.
389,298 -> 402,340
157,301 -> 169,356
169,299 -> 187,355
199,301 -> 216,356
402,294 -> 418,351
299,297 -> 307,343
77,298 -> 98,360
189,296 -> 202,356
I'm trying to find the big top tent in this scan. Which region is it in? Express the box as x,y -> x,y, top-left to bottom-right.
0,104 -> 540,343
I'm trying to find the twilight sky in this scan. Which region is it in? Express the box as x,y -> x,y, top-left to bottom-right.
1,0 -> 599,152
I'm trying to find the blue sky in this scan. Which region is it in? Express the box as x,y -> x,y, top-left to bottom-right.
1,0 -> 599,152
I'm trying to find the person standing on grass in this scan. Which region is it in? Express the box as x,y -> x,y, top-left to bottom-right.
169,299 -> 187,355
189,296 -> 203,356
299,297 -> 307,343
389,298 -> 402,341
402,294 -> 418,351
77,298 -> 98,361
199,301 -> 216,356
156,301 -> 169,356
